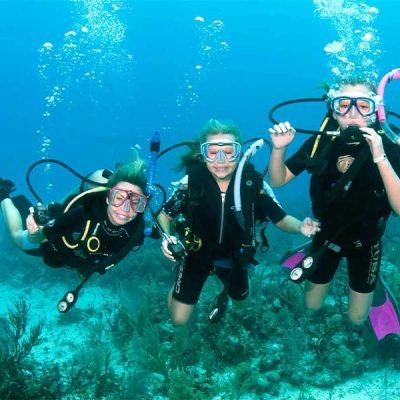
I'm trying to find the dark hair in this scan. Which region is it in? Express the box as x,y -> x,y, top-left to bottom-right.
107,159 -> 147,193
177,118 -> 241,171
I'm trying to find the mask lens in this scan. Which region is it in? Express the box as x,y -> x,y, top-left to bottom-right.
109,188 -> 147,213
128,193 -> 147,213
109,189 -> 128,207
355,98 -> 374,116
333,98 -> 352,115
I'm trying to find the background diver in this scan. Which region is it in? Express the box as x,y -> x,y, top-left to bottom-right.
0,160 -> 148,308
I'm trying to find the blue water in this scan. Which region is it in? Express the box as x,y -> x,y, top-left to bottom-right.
1,0 -> 398,204
1,1 -> 400,398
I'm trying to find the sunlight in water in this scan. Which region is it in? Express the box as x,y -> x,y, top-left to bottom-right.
175,16 -> 230,119
313,0 -> 380,81
36,0 -> 133,192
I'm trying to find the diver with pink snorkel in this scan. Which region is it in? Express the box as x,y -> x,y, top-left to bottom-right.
268,69 -> 400,341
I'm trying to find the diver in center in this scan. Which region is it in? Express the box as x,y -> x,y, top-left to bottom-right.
158,119 -> 320,326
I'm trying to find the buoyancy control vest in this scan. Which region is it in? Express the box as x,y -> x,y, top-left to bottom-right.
41,187 -> 144,273
186,162 -> 264,259
305,131 -> 392,235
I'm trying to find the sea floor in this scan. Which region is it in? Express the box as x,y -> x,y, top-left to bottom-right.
0,236 -> 399,399
2,277 -> 400,400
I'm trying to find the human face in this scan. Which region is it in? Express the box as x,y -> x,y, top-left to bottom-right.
203,133 -> 239,182
106,182 -> 146,226
331,84 -> 377,129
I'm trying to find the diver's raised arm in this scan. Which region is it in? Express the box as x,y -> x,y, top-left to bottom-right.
268,121 -> 296,186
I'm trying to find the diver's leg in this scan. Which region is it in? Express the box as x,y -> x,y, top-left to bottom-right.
347,240 -> 380,325
167,289 -> 195,326
229,266 -> 251,309
304,241 -> 341,312
348,288 -> 374,325
304,281 -> 331,311
1,198 -> 25,249
207,266 -> 229,322
167,254 -> 209,326
214,260 -> 251,301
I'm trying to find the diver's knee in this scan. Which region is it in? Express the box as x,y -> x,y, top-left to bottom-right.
1,198 -> 13,215
305,302 -> 323,313
168,296 -> 194,326
304,294 -> 325,311
304,282 -> 330,311
170,314 -> 189,326
347,311 -> 368,326
170,306 -> 193,326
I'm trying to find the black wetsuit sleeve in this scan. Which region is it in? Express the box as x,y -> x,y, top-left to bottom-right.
285,137 -> 315,176
42,206 -> 85,240
256,193 -> 287,224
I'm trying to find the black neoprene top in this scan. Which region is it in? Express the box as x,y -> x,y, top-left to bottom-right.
40,191 -> 144,273
163,163 -> 286,254
286,134 -> 400,241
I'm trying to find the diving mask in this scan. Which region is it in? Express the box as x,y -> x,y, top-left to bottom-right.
108,187 -> 147,213
331,96 -> 378,117
200,141 -> 241,163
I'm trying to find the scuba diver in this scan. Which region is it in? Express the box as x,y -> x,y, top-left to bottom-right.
157,118 -> 320,326
0,159 -> 148,310
268,77 -> 400,338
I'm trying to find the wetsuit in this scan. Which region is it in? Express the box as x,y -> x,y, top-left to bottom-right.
163,163 -> 286,304
38,191 -> 144,275
286,134 -> 400,292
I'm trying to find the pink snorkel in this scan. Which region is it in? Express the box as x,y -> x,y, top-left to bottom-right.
376,68 -> 400,145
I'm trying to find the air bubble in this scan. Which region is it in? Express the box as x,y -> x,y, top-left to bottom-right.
42,42 -> 53,50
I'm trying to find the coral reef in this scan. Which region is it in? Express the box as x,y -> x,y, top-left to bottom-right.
0,237 -> 399,398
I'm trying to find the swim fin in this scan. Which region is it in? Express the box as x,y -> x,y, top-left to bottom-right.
367,275 -> 400,341
280,240 -> 341,283
280,241 -> 319,283
208,288 -> 229,323
279,241 -> 311,269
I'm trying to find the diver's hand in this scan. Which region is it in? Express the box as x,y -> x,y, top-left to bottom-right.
268,122 -> 296,149
26,211 -> 41,235
26,209 -> 44,243
300,217 -> 320,238
161,235 -> 178,262
361,127 -> 385,161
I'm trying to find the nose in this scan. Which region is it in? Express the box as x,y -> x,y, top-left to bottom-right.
122,199 -> 132,212
348,105 -> 360,119
215,149 -> 227,163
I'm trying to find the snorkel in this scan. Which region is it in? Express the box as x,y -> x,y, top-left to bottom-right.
144,131 -> 161,236
376,68 -> 400,145
234,139 -> 264,230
